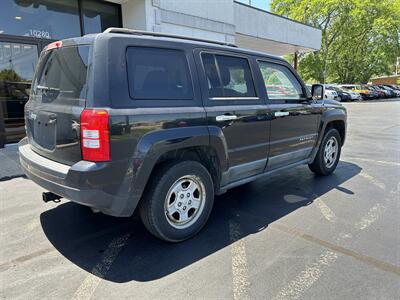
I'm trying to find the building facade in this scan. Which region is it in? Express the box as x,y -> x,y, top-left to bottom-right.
0,0 -> 321,146
370,75 -> 400,85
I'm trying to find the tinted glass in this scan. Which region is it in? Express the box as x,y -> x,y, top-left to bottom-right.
258,62 -> 304,100
0,0 -> 80,39
202,53 -> 256,98
32,46 -> 90,105
202,53 -> 222,97
82,0 -> 121,34
126,47 -> 193,100
0,43 -> 38,82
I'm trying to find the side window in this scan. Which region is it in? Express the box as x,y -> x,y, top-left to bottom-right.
258,61 -> 304,100
126,47 -> 193,100
201,53 -> 256,98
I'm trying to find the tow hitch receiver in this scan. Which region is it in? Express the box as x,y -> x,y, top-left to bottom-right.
42,192 -> 62,203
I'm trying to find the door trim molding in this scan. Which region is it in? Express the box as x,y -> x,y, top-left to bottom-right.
221,158 -> 267,186
265,147 -> 313,171
219,158 -> 309,194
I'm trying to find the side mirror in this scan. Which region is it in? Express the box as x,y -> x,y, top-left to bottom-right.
311,84 -> 324,100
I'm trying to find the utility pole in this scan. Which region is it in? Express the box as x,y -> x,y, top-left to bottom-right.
294,51 -> 298,70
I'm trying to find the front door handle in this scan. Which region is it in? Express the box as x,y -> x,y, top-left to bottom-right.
216,114 -> 238,122
274,111 -> 289,117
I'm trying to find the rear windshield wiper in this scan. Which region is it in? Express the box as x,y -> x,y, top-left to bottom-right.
36,85 -> 60,92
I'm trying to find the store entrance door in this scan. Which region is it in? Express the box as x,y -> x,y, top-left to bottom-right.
0,37 -> 50,147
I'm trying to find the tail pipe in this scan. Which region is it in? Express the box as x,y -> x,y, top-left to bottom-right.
42,192 -> 62,203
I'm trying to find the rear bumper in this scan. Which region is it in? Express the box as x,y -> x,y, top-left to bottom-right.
18,138 -> 138,217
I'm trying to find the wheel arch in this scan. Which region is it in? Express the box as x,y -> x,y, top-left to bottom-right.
325,119 -> 346,145
122,127 -> 228,216
309,109 -> 347,163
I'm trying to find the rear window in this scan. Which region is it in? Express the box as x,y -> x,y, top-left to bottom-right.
126,47 -> 193,100
32,45 -> 90,104
202,53 -> 256,98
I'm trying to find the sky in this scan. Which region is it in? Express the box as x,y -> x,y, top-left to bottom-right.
237,0 -> 271,11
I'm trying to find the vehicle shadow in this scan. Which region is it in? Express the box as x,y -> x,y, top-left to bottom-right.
40,161 -> 361,283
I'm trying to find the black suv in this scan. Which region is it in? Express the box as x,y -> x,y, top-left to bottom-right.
19,29 -> 347,242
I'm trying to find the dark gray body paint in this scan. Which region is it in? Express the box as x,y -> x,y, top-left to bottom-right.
19,32 -> 347,217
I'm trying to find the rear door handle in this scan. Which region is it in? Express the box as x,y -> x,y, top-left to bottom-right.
274,111 -> 289,117
216,115 -> 238,122
48,114 -> 57,124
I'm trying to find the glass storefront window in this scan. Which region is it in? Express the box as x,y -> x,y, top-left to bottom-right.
0,0 -> 121,146
0,0 -> 81,39
82,0 -> 121,34
0,0 -> 121,40
0,41 -> 39,144
0,42 -> 38,81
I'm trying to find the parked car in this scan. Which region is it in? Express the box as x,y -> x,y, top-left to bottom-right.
19,28 -> 347,242
348,90 -> 362,101
339,84 -> 375,100
338,87 -> 362,101
382,85 -> 400,97
325,85 -> 352,102
376,85 -> 394,98
362,85 -> 380,99
379,85 -> 398,98
317,84 -> 338,100
369,85 -> 389,98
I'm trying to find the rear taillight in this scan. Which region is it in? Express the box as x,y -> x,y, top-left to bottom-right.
80,109 -> 110,162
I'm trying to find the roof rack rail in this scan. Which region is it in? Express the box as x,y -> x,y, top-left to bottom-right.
103,27 -> 237,47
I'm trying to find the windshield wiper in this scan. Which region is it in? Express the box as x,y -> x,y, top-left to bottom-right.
36,85 -> 60,92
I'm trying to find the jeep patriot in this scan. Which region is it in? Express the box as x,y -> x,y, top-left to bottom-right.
19,28 -> 347,242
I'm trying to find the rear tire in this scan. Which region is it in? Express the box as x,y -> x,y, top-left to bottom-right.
139,160 -> 214,242
309,128 -> 341,176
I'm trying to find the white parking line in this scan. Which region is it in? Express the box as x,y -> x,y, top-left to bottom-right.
229,220 -> 250,300
314,198 -> 337,223
347,157 -> 400,167
359,171 -> 386,190
26,218 -> 41,231
272,251 -> 338,300
72,233 -> 130,300
355,203 -> 387,230
272,197 -> 392,299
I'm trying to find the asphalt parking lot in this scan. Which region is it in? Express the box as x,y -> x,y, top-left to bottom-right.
1,100 -> 399,299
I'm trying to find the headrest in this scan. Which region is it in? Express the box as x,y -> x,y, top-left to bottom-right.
205,62 -> 220,88
219,66 -> 231,86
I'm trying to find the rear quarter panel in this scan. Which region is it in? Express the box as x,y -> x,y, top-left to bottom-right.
90,34 -> 224,215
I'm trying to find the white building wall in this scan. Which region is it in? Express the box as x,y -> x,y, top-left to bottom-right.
234,3 -> 322,53
113,0 -> 322,55
121,0 -> 235,43
121,0 -> 147,30
158,0 -> 234,25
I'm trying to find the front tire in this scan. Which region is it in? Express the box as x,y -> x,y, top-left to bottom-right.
139,160 -> 214,242
309,128 -> 341,176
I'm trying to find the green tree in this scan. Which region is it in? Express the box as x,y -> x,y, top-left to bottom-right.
0,69 -> 23,82
271,0 -> 400,83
